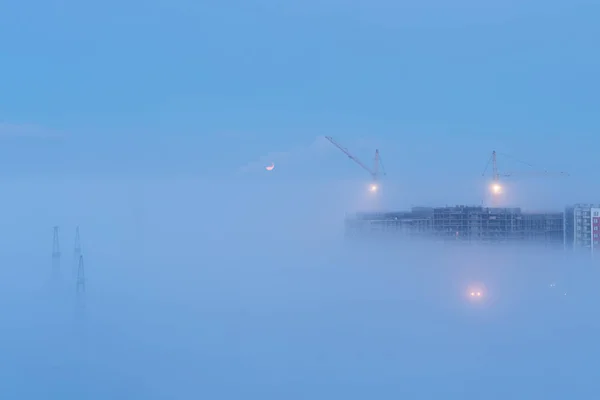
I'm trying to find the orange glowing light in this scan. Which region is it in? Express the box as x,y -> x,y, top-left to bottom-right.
466,283 -> 487,302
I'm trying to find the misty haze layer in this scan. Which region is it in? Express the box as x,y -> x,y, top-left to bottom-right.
0,178 -> 599,399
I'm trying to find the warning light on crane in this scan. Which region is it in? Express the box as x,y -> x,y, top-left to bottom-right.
482,151 -> 503,197
325,136 -> 386,193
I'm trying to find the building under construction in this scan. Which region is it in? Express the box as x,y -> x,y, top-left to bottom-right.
322,136 -> 572,248
345,205 -> 565,247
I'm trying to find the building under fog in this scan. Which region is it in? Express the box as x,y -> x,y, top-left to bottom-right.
564,204 -> 600,253
345,204 -> 566,248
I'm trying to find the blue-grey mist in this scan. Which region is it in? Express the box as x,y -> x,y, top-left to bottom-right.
1,176 -> 599,399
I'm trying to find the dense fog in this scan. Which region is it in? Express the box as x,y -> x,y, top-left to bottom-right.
1,0 -> 599,397
1,177 -> 599,399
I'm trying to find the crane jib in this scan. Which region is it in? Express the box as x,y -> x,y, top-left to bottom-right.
325,136 -> 384,181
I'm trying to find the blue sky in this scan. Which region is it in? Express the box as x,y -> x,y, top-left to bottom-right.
0,0 -> 598,197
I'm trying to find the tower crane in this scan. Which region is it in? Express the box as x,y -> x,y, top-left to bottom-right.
325,136 -> 385,192
482,150 -> 569,196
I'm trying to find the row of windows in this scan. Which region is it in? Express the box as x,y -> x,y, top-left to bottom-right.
577,210 -> 600,217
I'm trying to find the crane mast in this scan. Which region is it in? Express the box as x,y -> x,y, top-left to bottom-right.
374,149 -> 380,180
492,151 -> 499,183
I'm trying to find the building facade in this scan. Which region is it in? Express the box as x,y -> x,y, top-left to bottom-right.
344,209 -> 432,239
564,204 -> 600,252
592,208 -> 600,253
345,205 -> 564,247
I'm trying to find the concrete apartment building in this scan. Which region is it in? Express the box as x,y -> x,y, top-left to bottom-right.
564,204 -> 600,252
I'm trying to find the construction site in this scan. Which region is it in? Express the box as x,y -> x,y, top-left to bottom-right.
325,137 -> 595,252
345,206 -> 565,248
